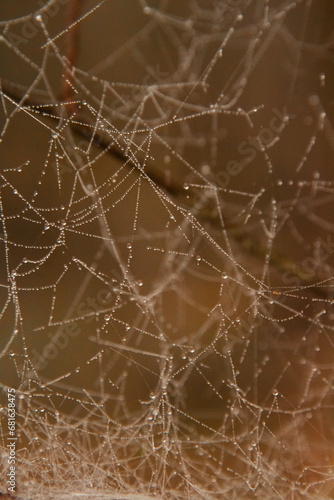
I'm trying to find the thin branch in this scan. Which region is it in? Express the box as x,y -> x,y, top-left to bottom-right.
61,0 -> 82,114
0,79 -> 331,298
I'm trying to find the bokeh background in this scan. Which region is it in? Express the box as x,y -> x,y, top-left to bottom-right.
1,1 -> 334,498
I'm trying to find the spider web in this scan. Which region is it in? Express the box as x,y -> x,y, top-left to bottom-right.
0,0 -> 334,498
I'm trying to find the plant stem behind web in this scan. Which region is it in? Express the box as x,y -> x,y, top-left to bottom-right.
61,0 -> 82,115
0,78 -> 330,300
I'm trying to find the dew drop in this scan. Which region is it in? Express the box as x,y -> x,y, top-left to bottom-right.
201,164 -> 211,175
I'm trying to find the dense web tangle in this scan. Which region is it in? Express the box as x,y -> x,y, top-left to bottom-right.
0,0 -> 334,498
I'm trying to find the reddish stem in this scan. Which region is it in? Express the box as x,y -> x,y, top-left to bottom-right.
61,0 -> 82,115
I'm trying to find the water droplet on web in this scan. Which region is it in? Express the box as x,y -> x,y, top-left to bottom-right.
125,324 -> 130,331
201,164 -> 210,175
196,255 -> 201,262
184,183 -> 189,190
104,314 -> 110,322
127,243 -> 132,249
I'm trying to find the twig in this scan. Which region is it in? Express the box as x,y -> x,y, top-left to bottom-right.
0,80 -> 331,298
60,0 -> 82,115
